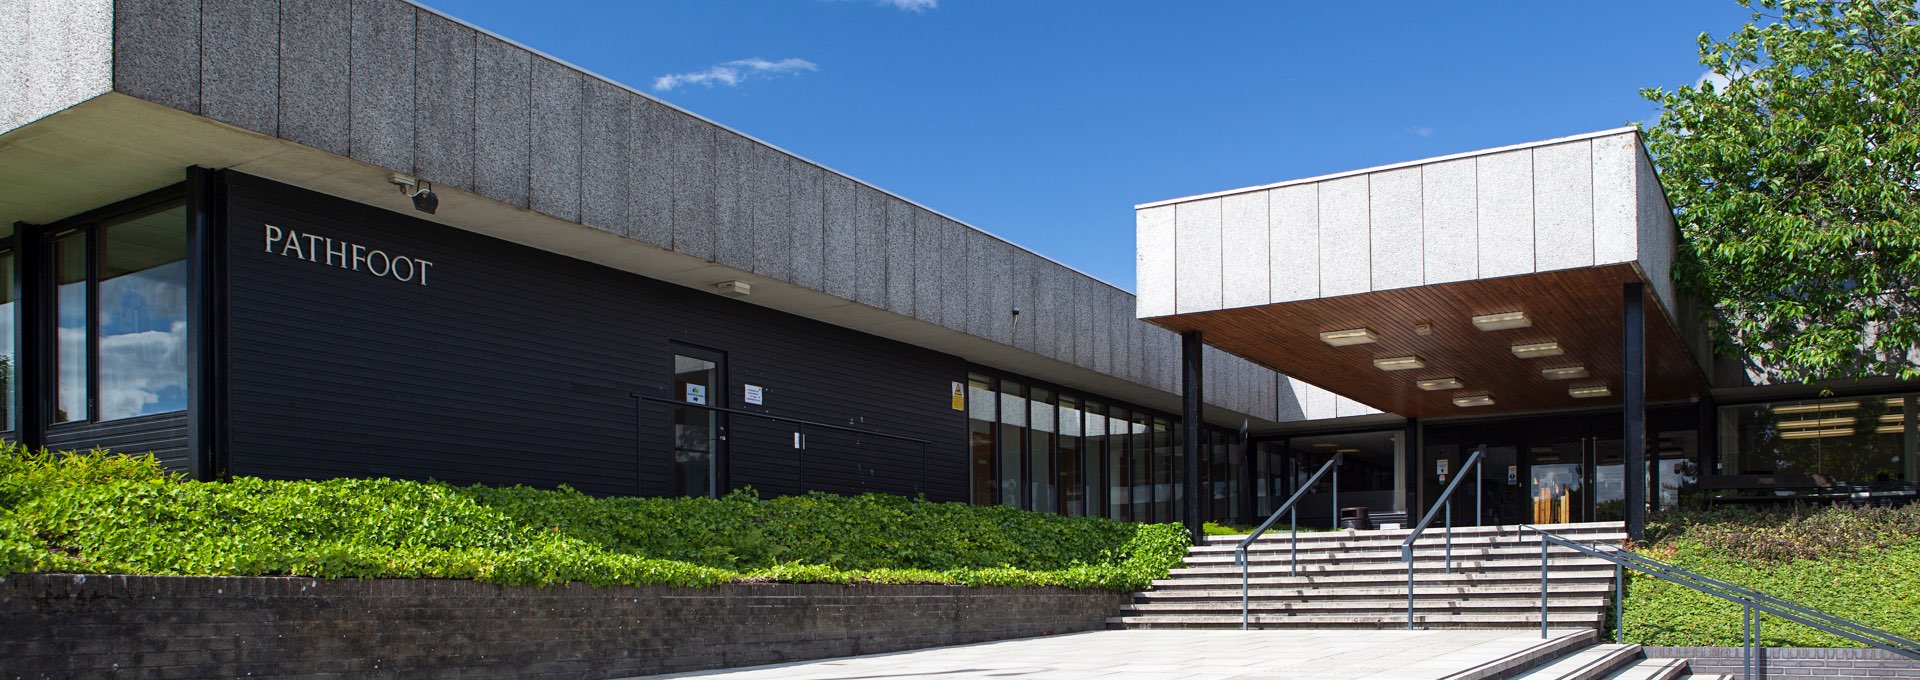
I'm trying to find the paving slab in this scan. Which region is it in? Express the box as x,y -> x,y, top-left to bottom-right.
632,629 -> 1589,680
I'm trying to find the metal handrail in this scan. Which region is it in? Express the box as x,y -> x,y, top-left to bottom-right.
1234,453 -> 1341,630
633,394 -> 935,494
1525,525 -> 1920,679
1401,448 -> 1484,629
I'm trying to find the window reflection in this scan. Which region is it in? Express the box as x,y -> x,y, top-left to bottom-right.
0,247 -> 14,432
98,206 -> 188,421
53,230 -> 88,423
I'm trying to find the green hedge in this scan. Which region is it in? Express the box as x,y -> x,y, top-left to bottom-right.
0,446 -> 1188,591
1623,506 -> 1920,647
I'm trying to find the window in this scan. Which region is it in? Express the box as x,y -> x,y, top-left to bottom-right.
97,206 -> 189,420
1028,387 -> 1056,513
997,380 -> 1026,508
53,230 -> 89,423
1720,395 -> 1910,484
967,374 -> 997,504
0,237 -> 15,432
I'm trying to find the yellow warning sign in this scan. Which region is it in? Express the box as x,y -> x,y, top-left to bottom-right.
951,381 -> 965,411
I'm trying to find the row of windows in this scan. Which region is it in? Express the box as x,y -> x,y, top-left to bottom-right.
965,372 -> 1245,524
0,200 -> 190,434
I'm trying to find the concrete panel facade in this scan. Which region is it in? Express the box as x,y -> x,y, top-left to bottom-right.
2,0 -> 112,133
1532,140 -> 1594,272
1422,157 -> 1477,285
58,0 -> 1282,427
1221,191 -> 1269,309
201,0 -> 279,136
1476,148 -> 1535,278
347,0 -> 415,173
1268,184 -> 1319,303
1368,167 -> 1422,291
1175,199 -> 1224,313
1136,205 -> 1177,317
278,0 -> 351,157
1317,175 -> 1371,297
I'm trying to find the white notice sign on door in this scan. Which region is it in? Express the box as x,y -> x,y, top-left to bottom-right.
685,384 -> 707,405
744,384 -> 764,405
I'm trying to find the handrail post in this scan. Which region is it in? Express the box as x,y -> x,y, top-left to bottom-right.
1289,507 -> 1298,577
1614,561 -> 1624,643
1406,557 -> 1415,630
1745,603 -> 1754,679
1239,547 -> 1249,630
1331,457 -> 1340,530
1540,533 -> 1549,638
1476,467 -> 1483,528
1444,498 -> 1453,574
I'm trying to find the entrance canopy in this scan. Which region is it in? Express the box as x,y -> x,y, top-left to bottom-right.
1136,129 -> 1711,418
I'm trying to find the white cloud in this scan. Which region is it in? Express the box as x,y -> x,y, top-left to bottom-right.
877,0 -> 936,10
1696,70 -> 1734,91
653,58 -> 819,92
1405,126 -> 1434,138
97,320 -> 188,421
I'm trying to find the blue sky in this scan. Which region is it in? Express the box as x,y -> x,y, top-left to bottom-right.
427,0 -> 1753,291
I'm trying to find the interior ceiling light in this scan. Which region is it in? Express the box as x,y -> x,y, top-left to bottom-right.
1881,413 -> 1906,423
1876,425 -> 1903,435
1885,397 -> 1908,407
1779,427 -> 1855,440
1569,384 -> 1612,399
1540,365 -> 1588,380
1336,448 -> 1361,454
1416,377 -> 1464,391
1452,394 -> 1495,407
1372,356 -> 1425,371
1779,416 -> 1857,430
1772,401 -> 1858,414
1471,311 -> 1531,331
1319,328 -> 1378,346
1510,341 -> 1564,359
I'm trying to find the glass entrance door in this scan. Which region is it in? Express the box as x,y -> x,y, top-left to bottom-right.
671,348 -> 725,498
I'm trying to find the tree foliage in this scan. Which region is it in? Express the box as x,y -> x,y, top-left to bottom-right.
1642,0 -> 1920,382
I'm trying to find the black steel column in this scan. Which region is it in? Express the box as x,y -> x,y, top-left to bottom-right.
1404,418 -> 1421,523
1236,422 -> 1255,525
12,222 -> 43,453
1181,330 -> 1204,542
184,167 -> 226,482
1623,282 -> 1646,540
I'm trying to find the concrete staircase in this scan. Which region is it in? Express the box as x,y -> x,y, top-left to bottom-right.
1112,521 -> 1627,630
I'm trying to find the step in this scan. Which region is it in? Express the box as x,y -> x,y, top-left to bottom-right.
1199,521 -> 1625,547
1194,529 -> 1627,554
1118,598 -> 1608,614
1136,583 -> 1614,601
1169,559 -> 1616,579
1107,611 -> 1608,629
1441,630 -> 1599,680
1169,566 -> 1616,583
1600,657 -> 1689,680
1512,644 -> 1643,680
1187,545 -> 1621,566
1150,569 -> 1618,590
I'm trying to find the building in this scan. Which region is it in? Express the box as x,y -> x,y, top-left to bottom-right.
1,0 -> 1912,538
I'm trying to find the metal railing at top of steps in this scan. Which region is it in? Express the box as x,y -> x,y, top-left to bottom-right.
1402,448 -> 1484,630
1524,525 -> 1920,680
1234,453 -> 1340,630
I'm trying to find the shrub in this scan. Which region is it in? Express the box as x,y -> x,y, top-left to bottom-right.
0,445 -> 1188,591
1624,506 -> 1920,647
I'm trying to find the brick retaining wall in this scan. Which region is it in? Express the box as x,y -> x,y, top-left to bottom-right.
0,574 -> 1131,679
1645,646 -> 1920,678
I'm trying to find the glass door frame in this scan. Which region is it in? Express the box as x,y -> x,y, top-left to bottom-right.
668,343 -> 728,498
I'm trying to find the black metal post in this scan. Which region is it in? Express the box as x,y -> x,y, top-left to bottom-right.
185,167 -> 226,482
1237,427 -> 1256,526
1181,330 -> 1205,542
1623,281 -> 1647,541
12,221 -> 43,453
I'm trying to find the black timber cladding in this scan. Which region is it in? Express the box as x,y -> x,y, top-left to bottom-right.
221,173 -> 967,500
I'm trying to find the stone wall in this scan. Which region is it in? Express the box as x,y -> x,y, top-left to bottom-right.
0,574 -> 1130,679
1645,646 -> 1920,679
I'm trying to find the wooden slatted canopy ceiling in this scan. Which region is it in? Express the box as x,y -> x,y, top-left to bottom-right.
1147,264 -> 1710,418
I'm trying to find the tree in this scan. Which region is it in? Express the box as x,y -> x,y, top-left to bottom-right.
1642,0 -> 1920,383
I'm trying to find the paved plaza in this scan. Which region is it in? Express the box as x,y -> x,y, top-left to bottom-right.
639,629 -> 1586,680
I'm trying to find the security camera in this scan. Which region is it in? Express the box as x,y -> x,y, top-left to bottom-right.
388,174 -> 439,215
410,185 -> 438,215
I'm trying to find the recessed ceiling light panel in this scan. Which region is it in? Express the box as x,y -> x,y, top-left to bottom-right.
1511,341 -> 1564,358
1452,394 -> 1495,407
1472,311 -> 1532,331
1540,365 -> 1588,380
1569,384 -> 1612,399
1318,328 -> 1378,346
1372,356 -> 1425,371
1416,377 -> 1463,391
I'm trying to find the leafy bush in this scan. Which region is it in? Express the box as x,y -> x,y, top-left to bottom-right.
0,445 -> 1188,591
1624,506 -> 1920,647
